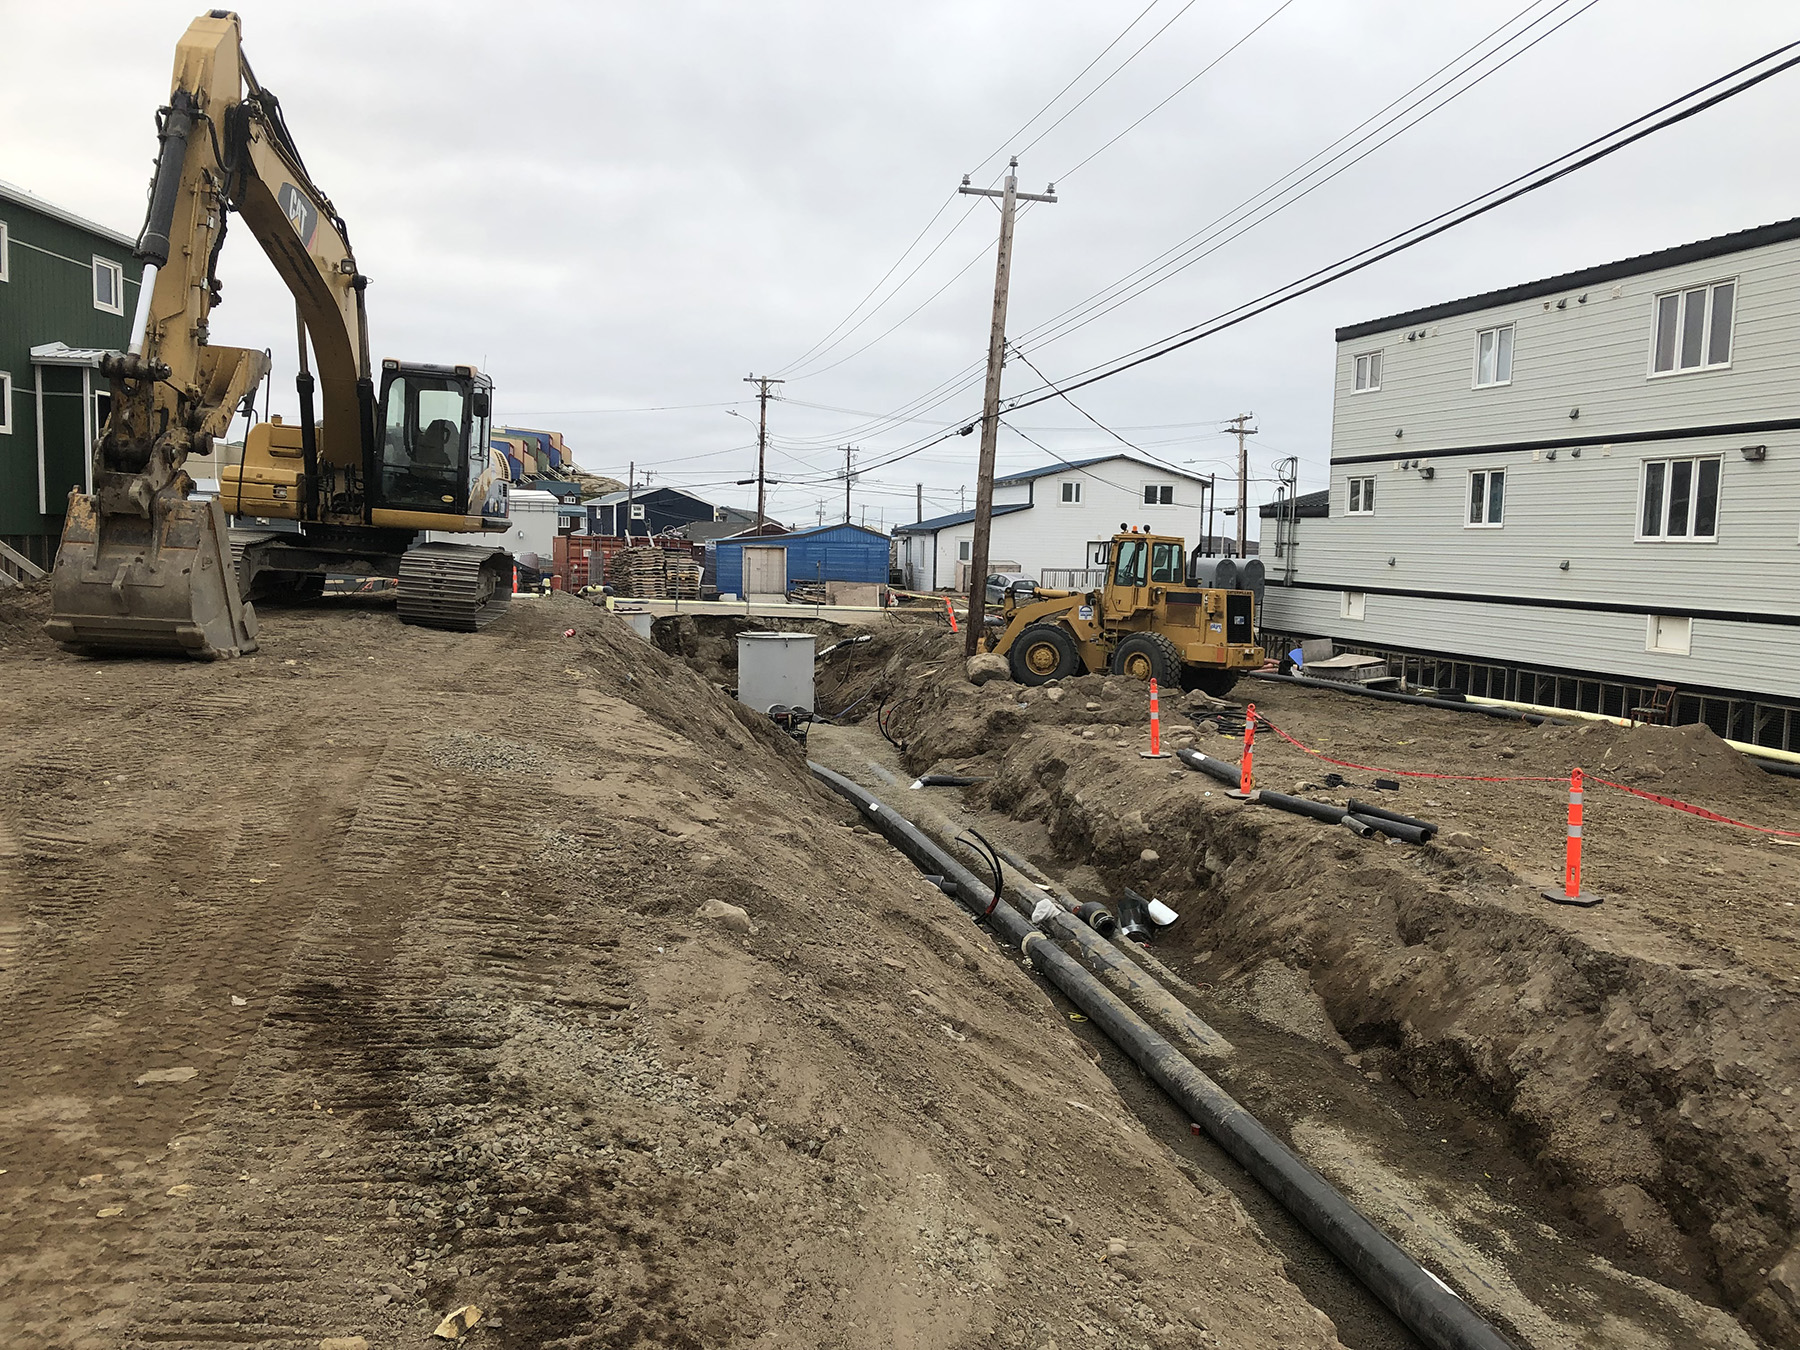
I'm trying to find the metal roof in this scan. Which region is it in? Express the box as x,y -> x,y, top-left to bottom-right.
0,179 -> 138,250
893,502 -> 1033,534
1337,215 -> 1800,343
30,342 -> 115,368
995,452 -> 1215,486
1258,488 -> 1329,519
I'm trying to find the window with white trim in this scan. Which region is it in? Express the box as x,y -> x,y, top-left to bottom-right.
1474,324 -> 1513,387
1646,614 -> 1691,655
1638,456 -> 1721,541
93,256 -> 123,314
0,371 -> 11,435
958,540 -> 971,561
1059,480 -> 1082,503
1346,476 -> 1374,515
1467,468 -> 1505,526
0,221 -> 9,283
1352,351 -> 1381,392
1088,541 -> 1110,565
1651,279 -> 1734,374
1142,483 -> 1173,505
1341,590 -> 1366,620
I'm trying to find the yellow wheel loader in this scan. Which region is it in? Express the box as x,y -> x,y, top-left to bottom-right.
985,531 -> 1265,695
44,10 -> 513,659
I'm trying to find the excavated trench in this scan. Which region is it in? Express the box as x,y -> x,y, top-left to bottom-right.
813,720 -> 1770,1350
663,622 -> 1797,1348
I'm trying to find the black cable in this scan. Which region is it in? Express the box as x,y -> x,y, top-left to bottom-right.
1001,39 -> 1800,413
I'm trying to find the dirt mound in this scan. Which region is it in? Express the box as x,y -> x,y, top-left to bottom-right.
653,612 -> 963,719
1519,718 -> 1771,798
0,578 -> 51,650
0,593 -> 1340,1350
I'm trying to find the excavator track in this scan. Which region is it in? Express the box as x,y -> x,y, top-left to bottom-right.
396,542 -> 512,632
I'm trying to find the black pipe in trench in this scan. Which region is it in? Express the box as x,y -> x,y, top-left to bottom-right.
808,760 -> 1515,1350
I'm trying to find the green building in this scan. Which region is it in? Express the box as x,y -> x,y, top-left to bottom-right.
0,179 -> 143,568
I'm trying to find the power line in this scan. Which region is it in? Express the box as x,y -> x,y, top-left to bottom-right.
966,0 -> 1165,177
1052,0 -> 1297,182
1000,37 -> 1800,413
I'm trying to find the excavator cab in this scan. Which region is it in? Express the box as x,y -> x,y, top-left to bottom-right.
375,361 -> 493,517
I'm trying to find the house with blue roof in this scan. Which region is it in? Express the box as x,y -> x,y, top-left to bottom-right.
891,453 -> 1218,591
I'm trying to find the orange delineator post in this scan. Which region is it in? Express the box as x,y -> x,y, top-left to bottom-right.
944,597 -> 959,633
1544,766 -> 1602,906
1140,677 -> 1170,758
1239,701 -> 1256,793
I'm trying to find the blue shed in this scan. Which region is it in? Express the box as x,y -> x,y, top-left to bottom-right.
710,523 -> 889,597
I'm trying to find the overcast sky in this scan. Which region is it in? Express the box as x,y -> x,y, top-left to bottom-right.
7,1 -> 1800,534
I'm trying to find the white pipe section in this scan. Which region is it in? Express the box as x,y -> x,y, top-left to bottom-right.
126,264 -> 158,356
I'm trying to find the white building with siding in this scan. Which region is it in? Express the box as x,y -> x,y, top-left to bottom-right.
893,454 -> 1223,592
1260,216 -> 1800,731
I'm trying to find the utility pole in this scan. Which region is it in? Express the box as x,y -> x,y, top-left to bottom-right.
744,374 -> 783,530
1224,413 -> 1257,558
626,459 -> 635,541
916,483 -> 923,524
959,157 -> 1056,655
839,445 -> 857,523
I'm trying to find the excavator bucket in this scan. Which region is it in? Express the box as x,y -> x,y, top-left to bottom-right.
44,491 -> 258,659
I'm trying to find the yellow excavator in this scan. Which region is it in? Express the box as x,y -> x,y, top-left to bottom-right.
44,10 -> 513,658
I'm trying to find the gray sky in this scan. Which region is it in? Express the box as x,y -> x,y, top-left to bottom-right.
7,1 -> 1800,534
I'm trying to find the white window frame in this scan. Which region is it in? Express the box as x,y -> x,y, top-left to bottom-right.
957,539 -> 971,561
1352,350 -> 1382,392
1345,475 -> 1374,515
1636,455 -> 1722,543
1142,483 -> 1173,506
628,502 -> 646,521
1087,541 -> 1110,566
93,255 -> 124,315
1340,590 -> 1366,621
0,220 -> 9,283
1648,278 -> 1735,377
1645,614 -> 1691,655
1059,480 -> 1082,504
0,371 -> 11,434
1473,324 -> 1514,388
1466,468 -> 1505,528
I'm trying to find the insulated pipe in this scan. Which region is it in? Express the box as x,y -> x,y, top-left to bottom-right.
1349,814 -> 1433,846
1347,801 -> 1439,839
1036,905 -> 1232,1059
1341,814 -> 1377,838
1250,788 -> 1352,825
1176,746 -> 1243,787
808,761 -> 1516,1350
1250,672 -> 1559,725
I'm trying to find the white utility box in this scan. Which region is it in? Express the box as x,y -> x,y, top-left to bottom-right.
736,631 -> 815,712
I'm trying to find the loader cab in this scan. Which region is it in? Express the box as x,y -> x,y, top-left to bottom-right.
1103,531 -> 1184,617
374,360 -> 495,518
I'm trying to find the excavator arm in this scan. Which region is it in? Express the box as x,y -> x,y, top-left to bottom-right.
47,9 -> 375,657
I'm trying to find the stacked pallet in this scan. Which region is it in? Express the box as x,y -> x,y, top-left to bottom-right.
607,546 -> 669,598
666,555 -> 702,600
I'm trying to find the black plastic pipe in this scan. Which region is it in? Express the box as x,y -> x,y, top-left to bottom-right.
1252,788 -> 1351,825
808,760 -> 1515,1350
1349,814 -> 1433,845
1348,800 -> 1440,839
1176,746 -> 1243,786
1251,671 -> 1559,725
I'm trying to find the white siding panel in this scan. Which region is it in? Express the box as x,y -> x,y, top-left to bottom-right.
1262,583 -> 1800,701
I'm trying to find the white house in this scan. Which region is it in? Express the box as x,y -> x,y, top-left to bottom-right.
893,454 -> 1222,591
1259,215 -> 1800,745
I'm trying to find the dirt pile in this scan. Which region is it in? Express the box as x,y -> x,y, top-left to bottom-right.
0,594 -> 1342,1350
1517,718 -> 1774,796
863,658 -> 1800,1345
0,577 -> 51,649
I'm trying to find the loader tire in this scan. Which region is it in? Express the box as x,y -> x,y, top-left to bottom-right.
1009,623 -> 1081,686
1182,666 -> 1242,697
1111,632 -> 1181,685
